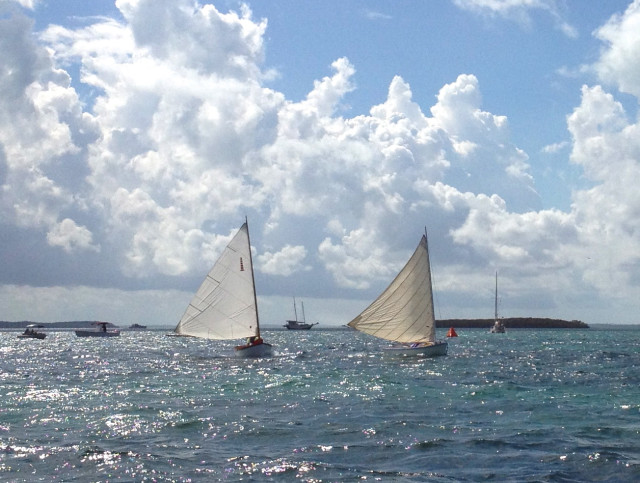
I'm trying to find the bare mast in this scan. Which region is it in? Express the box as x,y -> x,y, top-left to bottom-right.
494,271 -> 498,321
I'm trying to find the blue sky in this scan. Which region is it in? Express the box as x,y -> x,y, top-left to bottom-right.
1,0 -> 640,327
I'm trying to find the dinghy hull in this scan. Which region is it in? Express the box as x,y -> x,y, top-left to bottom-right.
383,341 -> 448,357
234,342 -> 273,358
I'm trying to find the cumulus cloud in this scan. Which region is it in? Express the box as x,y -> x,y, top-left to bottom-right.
1,0 -> 640,325
47,218 -> 100,252
567,84 -> 640,298
257,244 -> 310,276
592,0 -> 640,97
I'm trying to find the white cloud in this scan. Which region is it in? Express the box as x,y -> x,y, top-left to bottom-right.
0,0 -> 541,298
566,84 -> 640,300
593,0 -> 640,97
257,244 -> 309,276
2,0 -> 640,325
541,141 -> 569,153
452,0 -> 578,37
47,218 -> 100,252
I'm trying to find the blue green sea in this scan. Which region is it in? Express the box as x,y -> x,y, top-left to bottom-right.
1,326 -> 639,481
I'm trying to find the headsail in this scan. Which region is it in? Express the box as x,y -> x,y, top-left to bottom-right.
174,222 -> 259,340
347,234 -> 436,344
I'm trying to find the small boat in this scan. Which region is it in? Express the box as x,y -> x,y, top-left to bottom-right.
128,323 -> 147,330
490,272 -> 506,334
75,322 -> 120,337
18,324 -> 46,339
173,219 -> 272,358
347,228 -> 448,357
284,298 -> 318,330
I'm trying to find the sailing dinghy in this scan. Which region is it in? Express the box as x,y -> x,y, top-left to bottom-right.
173,220 -> 273,358
347,229 -> 448,357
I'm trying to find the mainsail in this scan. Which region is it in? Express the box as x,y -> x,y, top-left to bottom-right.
347,234 -> 436,344
174,222 -> 260,340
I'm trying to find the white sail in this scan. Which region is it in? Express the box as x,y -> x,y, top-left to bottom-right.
174,222 -> 259,340
348,234 -> 436,344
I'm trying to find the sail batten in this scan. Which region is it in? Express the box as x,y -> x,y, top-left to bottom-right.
174,222 -> 259,340
348,235 -> 436,344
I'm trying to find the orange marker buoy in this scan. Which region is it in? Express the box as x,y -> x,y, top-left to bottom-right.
447,327 -> 458,337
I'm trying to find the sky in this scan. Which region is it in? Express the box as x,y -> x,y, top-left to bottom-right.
1,0 -> 640,327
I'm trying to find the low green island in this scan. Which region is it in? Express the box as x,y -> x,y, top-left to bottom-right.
436,317 -> 589,329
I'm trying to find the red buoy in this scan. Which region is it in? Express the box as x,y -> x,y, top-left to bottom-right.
447,327 -> 458,337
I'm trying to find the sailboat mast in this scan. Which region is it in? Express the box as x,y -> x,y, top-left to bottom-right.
494,271 -> 498,321
424,227 -> 436,324
293,297 -> 298,321
245,217 -> 261,338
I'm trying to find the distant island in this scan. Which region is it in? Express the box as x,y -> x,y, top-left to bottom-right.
436,317 -> 589,329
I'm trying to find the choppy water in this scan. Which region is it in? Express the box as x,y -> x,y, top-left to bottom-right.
1,327 -> 639,482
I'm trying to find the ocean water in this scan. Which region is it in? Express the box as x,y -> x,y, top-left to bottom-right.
1,327 -> 639,482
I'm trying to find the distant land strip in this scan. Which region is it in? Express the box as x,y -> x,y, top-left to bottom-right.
1,318 -> 589,329
0,321 -> 112,329
436,318 -> 589,329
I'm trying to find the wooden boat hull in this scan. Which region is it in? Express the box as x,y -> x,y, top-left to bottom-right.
234,342 -> 273,358
383,341 -> 448,357
75,330 -> 120,337
284,323 -> 315,330
18,333 -> 46,339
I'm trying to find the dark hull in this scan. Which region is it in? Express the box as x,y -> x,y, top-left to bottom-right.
75,330 -> 120,337
284,317 -> 318,330
18,332 -> 46,339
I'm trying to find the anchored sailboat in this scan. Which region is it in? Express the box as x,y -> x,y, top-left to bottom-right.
490,271 -> 506,333
173,219 -> 273,357
284,298 -> 318,330
347,229 -> 448,357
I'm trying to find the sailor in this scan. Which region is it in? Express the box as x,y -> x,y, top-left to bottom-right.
246,336 -> 262,346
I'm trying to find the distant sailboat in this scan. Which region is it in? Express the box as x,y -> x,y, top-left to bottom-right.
347,229 -> 448,357
284,298 -> 318,330
173,219 -> 273,357
490,271 -> 506,334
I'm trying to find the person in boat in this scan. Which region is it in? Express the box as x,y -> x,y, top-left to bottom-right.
235,336 -> 263,351
101,323 -> 107,332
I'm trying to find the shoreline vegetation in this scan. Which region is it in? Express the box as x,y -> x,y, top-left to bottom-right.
436,318 -> 589,329
0,317 -> 589,330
